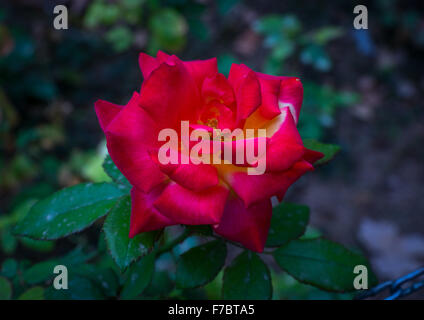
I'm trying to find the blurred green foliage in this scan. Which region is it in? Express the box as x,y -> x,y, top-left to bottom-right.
254,14 -> 343,74
300,82 -> 360,140
82,0 -> 202,53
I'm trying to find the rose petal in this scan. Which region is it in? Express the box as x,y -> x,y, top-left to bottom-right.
139,51 -> 217,90
154,150 -> 220,191
138,52 -> 160,81
138,51 -> 171,80
156,50 -> 171,61
105,92 -> 166,193
263,107 -> 303,142
221,136 -> 269,167
222,160 -> 314,207
184,57 -> 219,89
303,148 -> 325,165
139,59 -> 201,128
228,63 -> 262,122
94,100 -> 122,132
129,185 -> 175,236
214,194 -> 272,252
201,73 -> 235,108
199,100 -> 236,130
264,143 -> 305,172
255,73 -> 282,119
252,73 -> 303,124
170,163 -> 219,191
154,182 -> 229,225
262,108 -> 305,172
278,77 -> 303,124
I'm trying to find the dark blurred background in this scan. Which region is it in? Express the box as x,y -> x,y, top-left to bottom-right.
1,0 -> 423,299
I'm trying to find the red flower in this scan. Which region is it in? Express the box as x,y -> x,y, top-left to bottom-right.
95,51 -> 323,252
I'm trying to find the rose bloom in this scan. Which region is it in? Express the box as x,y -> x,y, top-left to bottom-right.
95,51 -> 323,252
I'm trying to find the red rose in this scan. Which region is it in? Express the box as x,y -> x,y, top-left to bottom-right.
95,51 -> 323,252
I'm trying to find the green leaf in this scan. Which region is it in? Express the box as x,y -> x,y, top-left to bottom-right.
300,226 -> 323,240
14,182 -> 127,240
22,260 -> 59,285
144,257 -> 174,298
1,259 -> 18,278
149,8 -> 187,52
176,240 -> 227,289
264,57 -> 283,76
266,202 -> 309,247
22,247 -> 96,285
70,265 -> 119,298
96,268 -> 119,297
18,286 -> 44,300
45,275 -> 104,300
273,238 -> 378,292
61,246 -> 97,265
303,139 -> 341,165
300,44 -> 332,71
19,237 -> 54,252
311,27 -> 343,45
120,252 -> 156,299
222,251 -> 272,300
254,14 -> 301,37
271,40 -> 295,61
103,196 -> 157,270
1,229 -> 17,253
84,1 -> 120,28
22,258 -> 117,298
102,155 -> 131,189
122,0 -> 144,24
0,276 -> 12,300
105,26 -> 134,52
